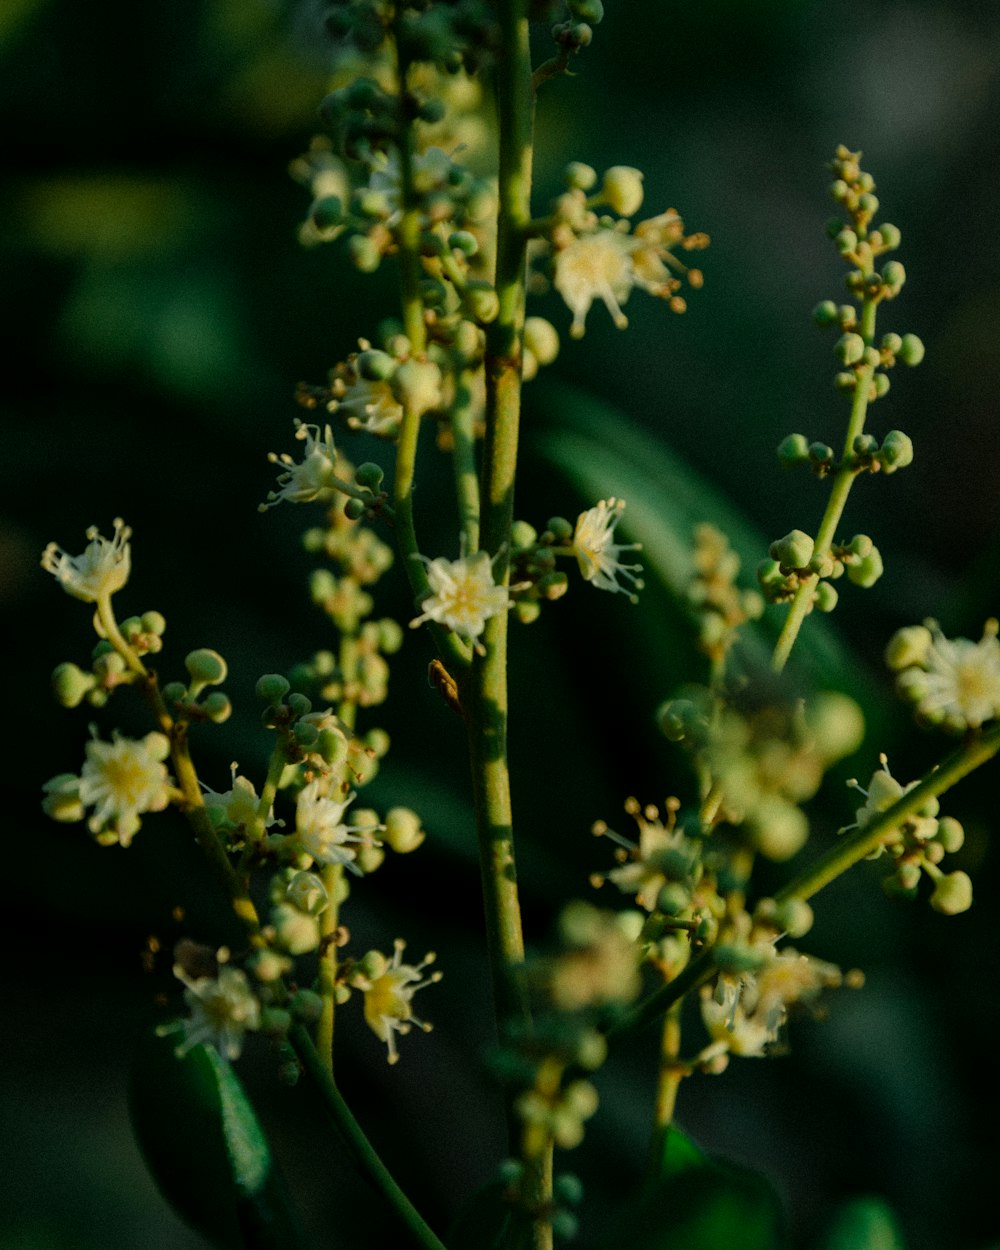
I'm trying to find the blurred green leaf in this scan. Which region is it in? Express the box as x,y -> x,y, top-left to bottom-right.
607,1124 -> 785,1250
532,381 -> 881,722
129,1030 -> 303,1249
817,1196 -> 907,1250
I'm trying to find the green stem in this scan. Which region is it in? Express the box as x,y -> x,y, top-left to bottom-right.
451,365 -> 482,552
649,1001 -> 684,1172
772,290 -> 878,674
290,1023 -> 447,1250
467,0 -> 534,1040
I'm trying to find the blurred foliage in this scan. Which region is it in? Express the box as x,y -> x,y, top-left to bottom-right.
5,1 -> 1000,1249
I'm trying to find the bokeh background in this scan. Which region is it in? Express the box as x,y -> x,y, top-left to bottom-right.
4,1 -> 1000,1247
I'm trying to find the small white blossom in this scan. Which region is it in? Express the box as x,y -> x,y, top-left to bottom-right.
62,729 -> 173,847
201,766 -> 276,836
294,779 -> 369,873
41,518 -> 131,603
701,948 -> 842,1058
410,550 -> 510,645
572,498 -> 644,601
896,620 -> 1000,730
358,940 -> 441,1065
553,230 -> 635,338
261,422 -> 339,510
335,376 -> 404,435
171,963 -> 261,1061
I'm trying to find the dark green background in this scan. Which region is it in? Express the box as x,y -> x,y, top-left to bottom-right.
4,1 -> 1000,1247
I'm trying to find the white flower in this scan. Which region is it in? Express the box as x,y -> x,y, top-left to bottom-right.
335,376 -> 403,435
410,550 -> 510,645
261,422 -> 339,510
294,779 -> 368,873
572,498 -> 643,600
898,620 -> 1000,730
41,518 -> 131,603
701,948 -> 842,1058
172,963 -> 261,1061
74,729 -> 172,847
359,940 -> 441,1065
553,230 -> 635,338
201,766 -> 275,836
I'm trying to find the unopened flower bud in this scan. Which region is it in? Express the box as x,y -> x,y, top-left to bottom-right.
202,692 -> 232,724
185,649 -> 227,687
775,897 -> 814,938
879,430 -> 914,471
878,222 -> 901,250
524,316 -> 560,366
778,433 -> 810,465
52,662 -> 94,708
42,773 -> 84,823
814,581 -> 839,612
835,333 -> 865,366
601,166 -> 644,217
835,228 -> 858,255
885,624 -> 932,671
812,300 -> 839,327
881,261 -> 906,291
462,280 -> 501,325
897,334 -> 924,366
930,870 -> 973,915
256,674 -> 290,703
847,547 -> 883,588
287,871 -> 328,915
384,807 -> 426,854
770,530 -> 815,569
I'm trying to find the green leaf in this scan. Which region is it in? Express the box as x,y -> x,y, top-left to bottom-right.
606,1124 -> 785,1250
818,1196 -> 907,1250
129,1029 -> 304,1249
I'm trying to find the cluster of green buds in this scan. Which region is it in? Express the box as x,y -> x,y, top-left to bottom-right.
491,903 -> 642,1215
161,648 -> 232,726
51,610 -> 166,709
659,684 -> 865,862
777,423 -> 914,480
686,524 -> 764,669
323,0 -> 499,77
758,528 -> 884,611
842,757 -> 972,914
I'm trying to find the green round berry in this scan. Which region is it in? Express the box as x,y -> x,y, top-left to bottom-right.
355,461 -> 384,490
777,433 -> 810,465
812,300 -> 839,327
202,692 -> 232,724
898,333 -> 925,366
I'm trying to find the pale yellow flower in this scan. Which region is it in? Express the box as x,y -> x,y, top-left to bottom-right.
41,518 -> 131,603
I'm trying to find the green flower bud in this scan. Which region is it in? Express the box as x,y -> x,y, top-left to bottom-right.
812,300 -> 839,327
462,280 -> 501,324
287,692 -> 312,716
294,721 -> 319,749
256,674 -> 290,703
881,260 -> 906,291
930,870 -> 973,916
569,22 -> 593,47
511,520 -> 538,550
385,807 -> 426,854
537,571 -> 569,600
814,581 -> 839,612
879,430 -> 914,471
809,442 -> 836,464
343,497 -> 366,521
897,333 -> 925,366
657,882 -> 690,916
835,228 -> 858,255
834,371 -> 857,392
348,234 -> 382,273
770,529 -> 815,569
872,372 -> 891,399
51,662 -> 93,708
885,624 -> 932,671
777,433 -> 810,465
202,692 -> 232,724
657,697 -> 699,742
259,1007 -> 292,1038
847,547 -> 883,588
550,1212 -> 579,1242
809,551 -> 836,578
162,680 -> 187,708
756,557 -> 785,588
877,222 -> 901,250
775,897 -> 814,938
185,648 -> 227,687
835,332 -> 865,366
847,533 -> 874,558
524,316 -> 560,366
857,192 -> 879,218
42,773 -> 84,823
936,817 -> 965,854
357,349 -> 395,381
601,165 -> 644,216
546,516 -> 573,542
897,862 -> 922,892
311,195 -> 343,232
515,600 -> 541,625
355,462 -> 385,491
250,949 -> 291,983
418,97 -> 446,124
271,903 -> 321,955
806,691 -> 865,761
862,346 -> 881,369
881,332 -> 902,355
562,162 -> 595,191
448,230 -> 478,257
554,1173 -> 585,1207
